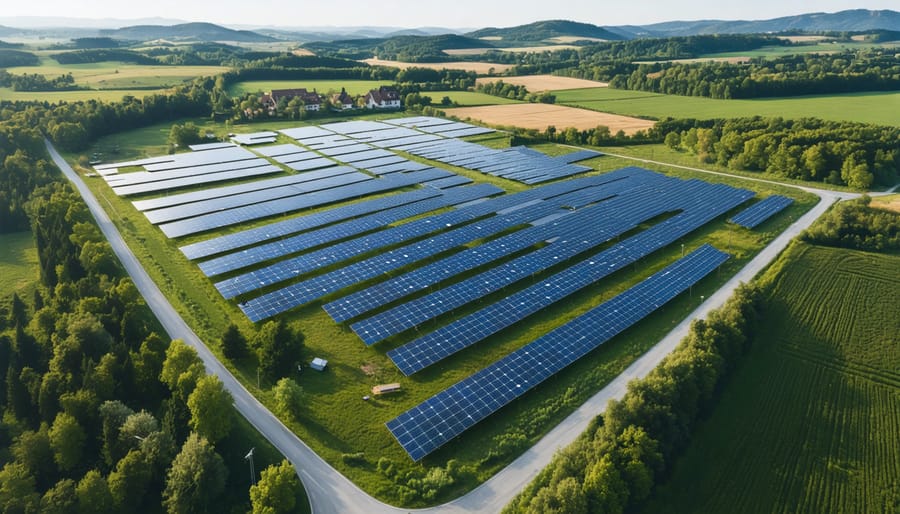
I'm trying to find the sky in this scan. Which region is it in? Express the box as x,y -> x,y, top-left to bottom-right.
2,0 -> 898,28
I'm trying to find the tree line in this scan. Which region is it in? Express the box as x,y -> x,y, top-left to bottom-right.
565,49 -> 900,99
656,117 -> 899,188
801,196 -> 900,252
0,70 -> 80,92
475,80 -> 556,103
504,284 -> 765,514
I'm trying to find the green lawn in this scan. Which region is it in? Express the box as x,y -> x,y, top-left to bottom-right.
72,117 -> 817,506
555,87 -> 900,126
227,80 -> 392,97
0,231 -> 39,296
642,242 -> 900,514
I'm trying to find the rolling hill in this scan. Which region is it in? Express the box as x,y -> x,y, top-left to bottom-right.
100,22 -> 275,43
638,9 -> 900,37
467,19 -> 624,42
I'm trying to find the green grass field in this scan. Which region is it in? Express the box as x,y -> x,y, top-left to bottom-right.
701,41 -> 900,58
432,90 -> 522,106
642,242 -> 900,514
555,87 -> 900,126
7,60 -> 228,89
71,117 -> 816,506
0,231 -> 39,296
227,80 -> 392,97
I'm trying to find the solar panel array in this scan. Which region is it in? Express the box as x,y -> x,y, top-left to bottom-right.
231,131 -> 278,145
386,244 -> 730,461
728,195 -> 794,229
395,139 -> 591,184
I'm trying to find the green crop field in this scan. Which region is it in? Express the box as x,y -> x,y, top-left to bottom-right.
7,60 -> 228,89
555,87 -> 900,126
0,86 -> 174,103
0,231 -> 39,295
71,117 -> 816,506
701,41 -> 900,58
227,80 -> 392,97
431,90 -> 522,106
642,242 -> 900,514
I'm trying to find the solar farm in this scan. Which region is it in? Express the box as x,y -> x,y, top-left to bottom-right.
94,116 -> 797,463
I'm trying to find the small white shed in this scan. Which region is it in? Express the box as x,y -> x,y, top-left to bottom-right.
310,358 -> 328,371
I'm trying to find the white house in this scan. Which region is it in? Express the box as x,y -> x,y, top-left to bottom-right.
364,86 -> 402,109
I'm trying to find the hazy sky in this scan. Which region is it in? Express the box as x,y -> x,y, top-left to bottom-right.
4,0 -> 898,28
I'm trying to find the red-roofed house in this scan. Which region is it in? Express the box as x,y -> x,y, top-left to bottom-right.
332,88 -> 355,110
263,88 -> 322,112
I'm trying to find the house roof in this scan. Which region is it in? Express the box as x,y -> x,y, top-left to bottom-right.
270,88 -> 321,105
366,86 -> 401,104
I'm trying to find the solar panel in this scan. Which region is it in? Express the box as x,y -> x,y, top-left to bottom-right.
159,168 -> 455,238
132,166 -> 357,212
189,142 -> 235,151
386,244 -> 730,461
144,171 -> 371,224
109,158 -> 272,187
112,165 -> 283,197
728,195 -> 794,229
278,126 -> 335,140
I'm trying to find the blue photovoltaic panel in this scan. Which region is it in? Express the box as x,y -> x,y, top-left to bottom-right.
335,149 -> 396,163
367,161 -> 431,175
159,168 -> 454,238
237,197 -> 587,320
198,185 -> 499,277
143,147 -> 258,171
132,166 -> 357,212
219,175 -> 623,300
320,120 -> 395,134
285,158 -> 337,171
386,244 -> 730,461
179,188 -> 447,260
350,156 -> 408,170
255,144 -> 309,157
558,149 -> 602,164
425,175 -> 472,189
728,195 -> 794,229
189,142 -> 235,151
144,171 -> 371,224
318,143 -> 373,156
108,158 -> 271,187
112,165 -> 283,197
382,180 -> 753,373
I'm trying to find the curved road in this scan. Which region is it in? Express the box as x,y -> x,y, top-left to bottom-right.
48,139 -> 857,513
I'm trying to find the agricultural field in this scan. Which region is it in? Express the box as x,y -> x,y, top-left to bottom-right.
360,58 -> 513,74
446,103 -> 656,134
71,116 -> 815,505
872,193 -> 900,213
0,86 -> 173,102
555,87 -> 900,126
642,242 -> 900,514
6,60 -> 228,89
0,231 -> 39,295
432,90 -> 523,106
475,74 -> 608,91
700,40 -> 900,58
442,44 -> 579,55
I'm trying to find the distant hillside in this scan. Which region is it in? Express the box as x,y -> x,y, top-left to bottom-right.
100,22 -> 275,43
467,20 -> 624,42
640,9 -> 900,36
304,34 -> 490,62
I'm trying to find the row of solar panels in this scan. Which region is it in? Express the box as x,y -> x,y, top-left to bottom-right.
387,244 -> 731,461
728,195 -> 794,229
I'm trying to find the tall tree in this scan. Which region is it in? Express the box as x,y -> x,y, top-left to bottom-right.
75,470 -> 113,514
49,412 -> 86,472
186,375 -> 233,444
163,433 -> 226,514
249,460 -> 302,514
220,323 -> 248,360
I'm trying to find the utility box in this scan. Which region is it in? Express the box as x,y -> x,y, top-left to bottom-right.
310,358 -> 328,371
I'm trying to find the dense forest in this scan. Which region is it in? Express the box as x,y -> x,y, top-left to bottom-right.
505,284 -> 765,513
0,71 -> 80,92
0,83 -> 305,512
801,196 -> 900,251
656,117 -> 899,188
0,49 -> 39,68
302,34 -> 491,62
475,80 -> 556,103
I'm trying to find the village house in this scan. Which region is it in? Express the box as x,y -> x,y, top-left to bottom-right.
261,88 -> 322,113
332,88 -> 355,110
364,86 -> 402,109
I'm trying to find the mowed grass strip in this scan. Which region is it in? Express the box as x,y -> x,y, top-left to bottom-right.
642,243 -> 900,514
0,231 -> 39,295
227,79 -> 393,97
555,87 -> 900,126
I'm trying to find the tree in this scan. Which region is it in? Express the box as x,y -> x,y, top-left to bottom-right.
220,323 -> 248,360
160,339 -> 204,400
50,412 -> 87,472
75,470 -> 114,514
107,450 -> 152,508
255,321 -> 302,381
118,410 -> 160,450
249,460 -> 302,514
273,378 -> 303,421
0,462 -> 40,514
163,433 -> 226,514
167,123 -> 203,149
40,478 -> 77,514
99,400 -> 134,467
187,375 -> 233,444
11,427 -> 55,490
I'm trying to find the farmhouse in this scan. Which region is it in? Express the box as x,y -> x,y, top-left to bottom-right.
365,86 -> 402,109
262,88 -> 322,112
332,88 -> 355,110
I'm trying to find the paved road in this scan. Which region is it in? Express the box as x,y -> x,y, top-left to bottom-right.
49,139 -> 857,513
